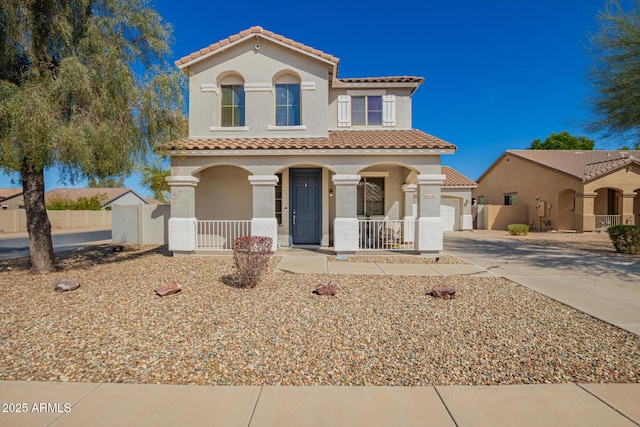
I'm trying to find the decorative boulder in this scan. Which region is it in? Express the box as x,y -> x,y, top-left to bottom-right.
112,245 -> 125,253
54,278 -> 81,292
429,284 -> 457,299
155,281 -> 182,296
315,281 -> 340,296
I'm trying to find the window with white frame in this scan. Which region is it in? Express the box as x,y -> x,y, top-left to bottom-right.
220,85 -> 245,127
357,177 -> 385,216
275,83 -> 301,126
352,96 -> 382,126
337,93 -> 396,127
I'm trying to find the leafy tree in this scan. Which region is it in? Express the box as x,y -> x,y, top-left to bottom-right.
0,0 -> 186,272
140,163 -> 170,203
527,131 -> 595,150
619,142 -> 640,150
88,176 -> 125,188
588,0 -> 640,140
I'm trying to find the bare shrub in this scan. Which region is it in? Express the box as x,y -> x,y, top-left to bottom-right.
232,236 -> 273,288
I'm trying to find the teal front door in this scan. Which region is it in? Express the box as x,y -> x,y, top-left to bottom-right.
290,168 -> 321,244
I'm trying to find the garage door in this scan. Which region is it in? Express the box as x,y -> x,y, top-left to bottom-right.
441,199 -> 457,231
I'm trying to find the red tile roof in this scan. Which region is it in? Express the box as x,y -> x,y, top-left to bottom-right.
164,130 -> 456,151
504,150 -> 640,182
175,26 -> 340,67
340,76 -> 424,84
442,166 -> 477,187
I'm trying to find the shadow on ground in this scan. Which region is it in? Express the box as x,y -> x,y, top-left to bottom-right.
0,244 -> 170,273
445,234 -> 640,282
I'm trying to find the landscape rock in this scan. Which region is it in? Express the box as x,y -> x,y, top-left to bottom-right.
112,245 -> 125,253
155,281 -> 182,296
54,278 -> 80,292
429,284 -> 457,299
315,280 -> 340,296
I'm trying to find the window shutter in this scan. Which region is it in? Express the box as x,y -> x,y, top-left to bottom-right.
382,94 -> 396,127
337,95 -> 351,127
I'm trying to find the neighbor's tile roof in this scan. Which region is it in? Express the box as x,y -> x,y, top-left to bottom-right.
164,130 -> 456,151
442,166 -> 477,187
0,188 -> 22,201
175,26 -> 340,67
507,150 -> 640,182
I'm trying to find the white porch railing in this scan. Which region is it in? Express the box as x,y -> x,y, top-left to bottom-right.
197,220 -> 251,250
358,219 -> 415,250
595,215 -> 622,229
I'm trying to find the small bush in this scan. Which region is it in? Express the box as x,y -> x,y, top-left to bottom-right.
232,236 -> 273,288
607,225 -> 640,255
507,224 -> 529,236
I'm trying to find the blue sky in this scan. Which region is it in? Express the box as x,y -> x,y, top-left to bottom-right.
0,0 -> 615,195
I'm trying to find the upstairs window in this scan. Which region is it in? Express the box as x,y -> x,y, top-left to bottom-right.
221,85 -> 245,127
504,193 -> 517,206
352,96 -> 382,126
275,83 -> 301,126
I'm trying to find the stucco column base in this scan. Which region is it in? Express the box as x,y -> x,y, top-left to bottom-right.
251,218 -> 278,251
416,217 -> 443,256
583,214 -> 596,232
168,217 -> 197,256
461,214 -> 473,231
403,216 -> 415,243
334,218 -> 359,253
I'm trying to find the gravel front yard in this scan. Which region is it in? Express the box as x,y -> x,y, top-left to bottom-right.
1,245 -> 638,386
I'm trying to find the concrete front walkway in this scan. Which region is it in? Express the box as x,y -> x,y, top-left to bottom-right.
1,380 -> 639,427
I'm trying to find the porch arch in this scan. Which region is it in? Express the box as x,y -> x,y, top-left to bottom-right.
195,165 -> 252,220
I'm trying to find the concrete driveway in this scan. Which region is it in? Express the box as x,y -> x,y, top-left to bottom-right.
443,231 -> 640,336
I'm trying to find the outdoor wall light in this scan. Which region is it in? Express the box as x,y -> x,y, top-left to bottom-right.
329,188 -> 334,197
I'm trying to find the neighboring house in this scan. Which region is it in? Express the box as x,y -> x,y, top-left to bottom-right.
10,188 -> 147,210
474,150 -> 640,231
165,26 -> 459,255
0,188 -> 23,210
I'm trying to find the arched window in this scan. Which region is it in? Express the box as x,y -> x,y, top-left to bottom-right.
274,73 -> 301,126
218,73 -> 245,127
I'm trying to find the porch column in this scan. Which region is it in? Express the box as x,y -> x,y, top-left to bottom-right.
402,184 -> 416,243
622,193 -> 636,225
333,174 -> 360,253
416,174 -> 446,256
166,176 -> 199,256
576,192 -> 596,232
249,175 -> 279,251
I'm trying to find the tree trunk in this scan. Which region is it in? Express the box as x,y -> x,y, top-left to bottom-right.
22,164 -> 55,273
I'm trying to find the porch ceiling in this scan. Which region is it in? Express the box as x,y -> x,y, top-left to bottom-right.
164,130 -> 457,151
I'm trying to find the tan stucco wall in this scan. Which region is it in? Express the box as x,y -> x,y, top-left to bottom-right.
195,165 -> 252,220
481,204 -> 529,230
187,38 -> 330,138
0,210 -> 111,233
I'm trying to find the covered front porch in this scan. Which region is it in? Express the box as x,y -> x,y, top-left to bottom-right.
166,156 -> 450,256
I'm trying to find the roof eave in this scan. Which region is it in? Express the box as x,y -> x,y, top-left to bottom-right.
176,32 -> 339,72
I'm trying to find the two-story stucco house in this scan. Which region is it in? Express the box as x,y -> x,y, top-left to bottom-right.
165,26 -> 463,255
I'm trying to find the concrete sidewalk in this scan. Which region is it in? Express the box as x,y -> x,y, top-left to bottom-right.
1,381 -> 638,426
